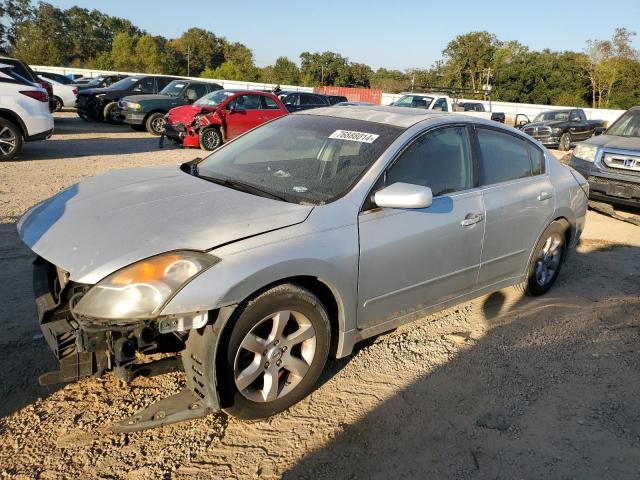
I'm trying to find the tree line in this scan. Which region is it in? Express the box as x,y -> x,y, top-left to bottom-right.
1,1 -> 639,109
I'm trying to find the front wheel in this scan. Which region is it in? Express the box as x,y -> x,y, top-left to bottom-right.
103,102 -> 121,124
53,96 -> 63,112
219,284 -> 331,420
559,133 -> 571,151
0,118 -> 23,161
199,127 -> 222,150
145,112 -> 166,136
520,221 -> 568,296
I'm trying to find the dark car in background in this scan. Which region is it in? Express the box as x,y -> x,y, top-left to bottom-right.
520,108 -> 604,151
570,106 -> 640,208
1,57 -> 56,112
277,91 -> 331,112
75,74 -> 127,91
327,95 -> 348,105
76,75 -> 180,122
116,79 -> 222,135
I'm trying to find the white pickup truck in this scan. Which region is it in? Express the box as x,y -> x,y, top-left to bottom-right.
390,93 -> 505,123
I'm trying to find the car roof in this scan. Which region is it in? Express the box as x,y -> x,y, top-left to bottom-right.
300,105 -> 471,128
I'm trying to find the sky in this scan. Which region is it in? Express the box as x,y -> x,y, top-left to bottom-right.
49,0 -> 640,70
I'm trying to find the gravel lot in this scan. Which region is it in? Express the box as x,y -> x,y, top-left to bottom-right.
0,113 -> 639,479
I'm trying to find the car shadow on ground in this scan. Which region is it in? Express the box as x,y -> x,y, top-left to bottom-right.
283,242 -> 640,479
52,115 -> 135,135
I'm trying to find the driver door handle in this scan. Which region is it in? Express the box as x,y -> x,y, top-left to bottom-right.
537,191 -> 553,201
460,213 -> 484,227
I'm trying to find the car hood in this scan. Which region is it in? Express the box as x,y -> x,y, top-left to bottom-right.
17,166 -> 313,284
167,104 -> 215,124
122,94 -> 171,103
580,134 -> 640,150
525,120 -> 565,128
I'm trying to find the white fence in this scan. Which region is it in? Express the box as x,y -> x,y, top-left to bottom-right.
33,65 -> 626,126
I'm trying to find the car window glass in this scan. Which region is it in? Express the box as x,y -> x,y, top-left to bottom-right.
262,96 -> 281,110
570,111 -> 580,121
387,126 -> 473,197
133,78 -> 155,93
300,94 -> 321,106
432,98 -> 448,112
231,94 -> 262,110
187,84 -> 208,100
156,77 -> 174,90
529,145 -> 544,175
477,128 -> 532,185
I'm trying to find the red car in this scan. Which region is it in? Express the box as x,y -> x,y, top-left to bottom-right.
164,90 -> 288,150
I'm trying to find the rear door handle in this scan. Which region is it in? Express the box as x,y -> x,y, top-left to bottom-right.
460,213 -> 484,227
537,191 -> 553,201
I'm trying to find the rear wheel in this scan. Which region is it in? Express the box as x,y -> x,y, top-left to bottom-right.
559,133 -> 571,151
145,112 -> 166,136
199,127 -> 222,150
520,221 -> 568,296
53,96 -> 63,112
219,284 -> 331,420
0,118 -> 22,161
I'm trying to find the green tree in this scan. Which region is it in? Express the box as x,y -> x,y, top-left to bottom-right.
135,34 -> 163,73
12,21 -> 63,64
202,61 -> 244,80
3,0 -> 34,48
300,51 -> 351,86
110,32 -> 138,71
271,56 -> 300,85
170,28 -> 225,76
442,31 -> 500,90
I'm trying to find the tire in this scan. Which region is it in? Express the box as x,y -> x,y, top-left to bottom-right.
53,96 -> 63,112
0,118 -> 23,161
218,283 -> 331,420
103,102 -> 121,124
145,112 -> 166,136
129,124 -> 146,132
559,133 -> 571,151
519,221 -> 568,296
199,127 -> 222,150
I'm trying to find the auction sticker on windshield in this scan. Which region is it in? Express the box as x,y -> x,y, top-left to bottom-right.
329,130 -> 379,143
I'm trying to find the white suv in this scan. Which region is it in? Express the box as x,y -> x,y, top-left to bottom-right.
0,62 -> 54,161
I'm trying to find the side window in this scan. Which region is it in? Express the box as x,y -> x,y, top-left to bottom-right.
569,110 -> 580,122
186,84 -> 208,101
133,78 -> 155,93
432,98 -> 448,112
386,126 -> 473,197
300,94 -> 320,106
529,144 -> 544,175
262,96 -> 281,110
476,128 -> 532,185
156,77 -> 174,90
231,94 -> 262,110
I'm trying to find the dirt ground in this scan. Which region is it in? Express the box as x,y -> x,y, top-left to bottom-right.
0,113 -> 639,479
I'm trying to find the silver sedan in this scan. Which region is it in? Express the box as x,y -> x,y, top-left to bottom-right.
18,106 -> 588,430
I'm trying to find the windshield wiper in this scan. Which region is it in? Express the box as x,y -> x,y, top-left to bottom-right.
198,174 -> 289,202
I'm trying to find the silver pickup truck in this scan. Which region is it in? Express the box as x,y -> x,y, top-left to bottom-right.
570,106 -> 640,208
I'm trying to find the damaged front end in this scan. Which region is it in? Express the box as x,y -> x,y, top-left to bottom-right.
164,108 -> 221,149
33,256 -> 226,431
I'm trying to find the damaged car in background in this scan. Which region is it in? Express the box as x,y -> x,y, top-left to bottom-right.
163,89 -> 288,150
18,106 -> 588,431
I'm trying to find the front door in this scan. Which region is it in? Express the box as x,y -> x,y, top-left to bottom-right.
357,125 -> 485,331
225,94 -> 264,139
473,126 -> 555,286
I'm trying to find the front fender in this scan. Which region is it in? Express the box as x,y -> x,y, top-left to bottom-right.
160,219 -> 359,353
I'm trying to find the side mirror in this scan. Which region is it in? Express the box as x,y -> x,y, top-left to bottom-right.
517,120 -> 528,128
374,183 -> 433,209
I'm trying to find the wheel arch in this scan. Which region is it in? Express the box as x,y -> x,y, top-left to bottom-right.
0,109 -> 27,138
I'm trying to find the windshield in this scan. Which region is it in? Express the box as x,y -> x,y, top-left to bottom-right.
393,95 -> 433,109
108,77 -> 140,90
195,90 -> 235,107
607,110 -> 640,137
533,111 -> 570,122
195,115 -> 403,204
87,76 -> 106,86
161,80 -> 187,97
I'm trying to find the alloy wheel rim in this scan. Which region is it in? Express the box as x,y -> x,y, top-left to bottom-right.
203,131 -> 219,149
0,126 -> 17,156
151,116 -> 165,133
234,310 -> 317,403
535,233 -> 563,286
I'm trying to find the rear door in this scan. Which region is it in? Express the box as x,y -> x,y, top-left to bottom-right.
358,125 -> 485,330
570,110 -> 591,140
260,95 -> 287,121
131,77 -> 155,94
225,93 -> 264,138
474,126 -> 554,286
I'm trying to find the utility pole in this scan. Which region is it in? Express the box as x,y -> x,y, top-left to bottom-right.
321,64 -> 324,86
187,46 -> 191,77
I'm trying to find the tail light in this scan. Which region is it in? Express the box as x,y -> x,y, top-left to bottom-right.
20,90 -> 49,102
72,88 -> 78,95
